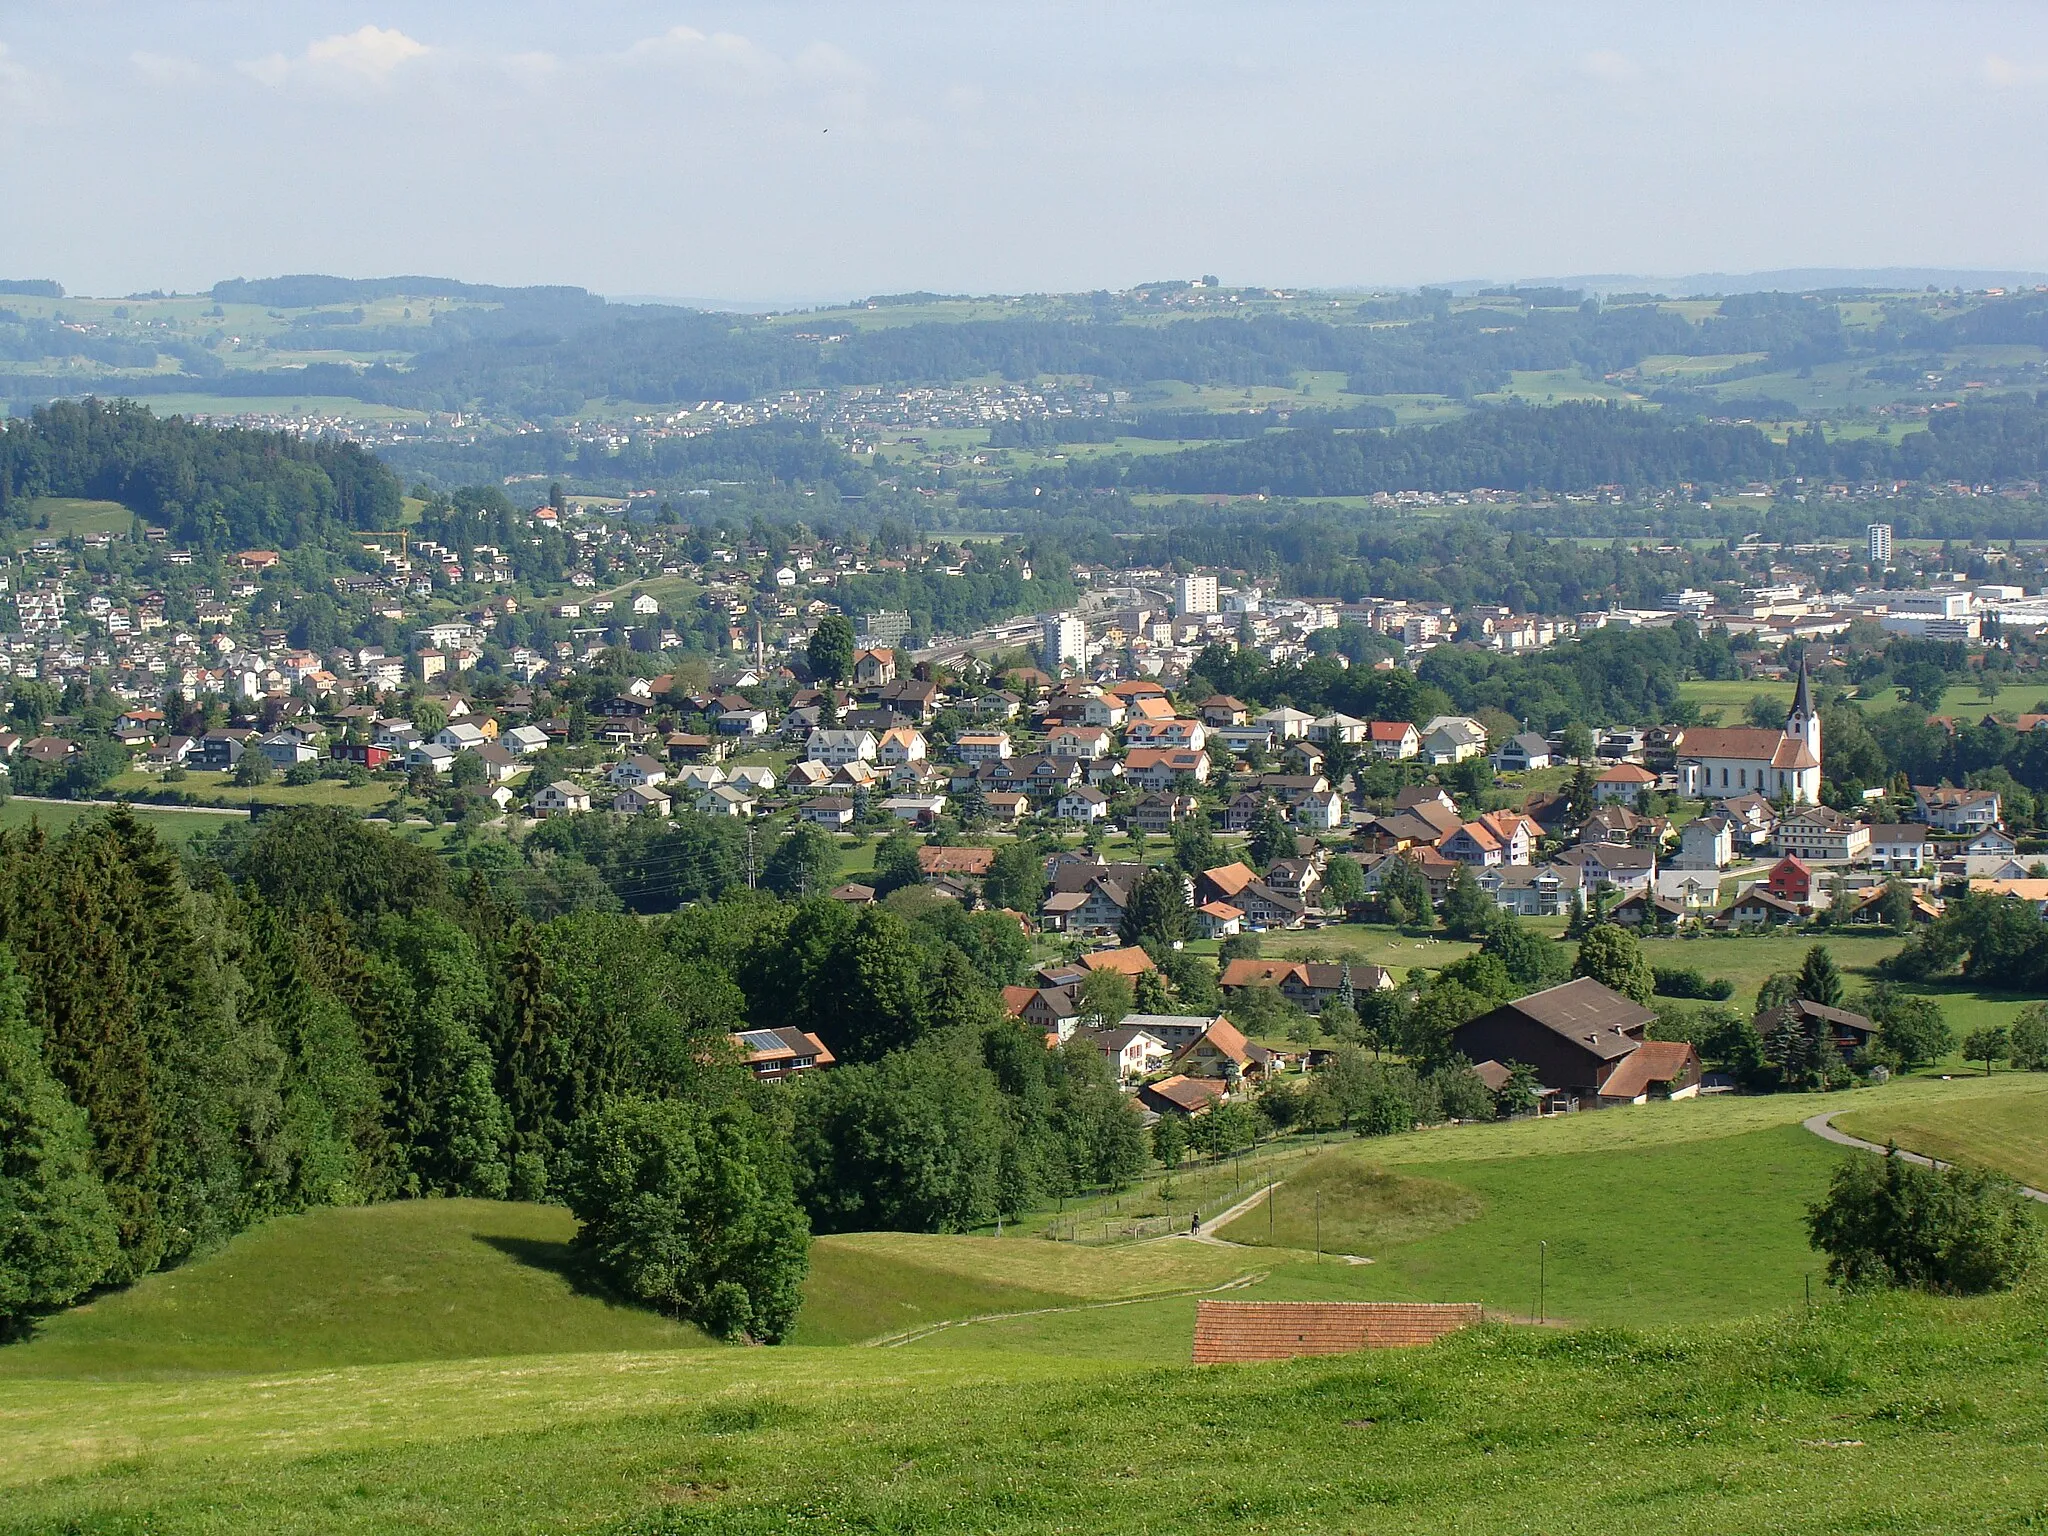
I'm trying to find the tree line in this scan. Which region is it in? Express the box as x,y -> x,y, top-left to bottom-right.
0,400 -> 402,552
0,807 -> 1139,1342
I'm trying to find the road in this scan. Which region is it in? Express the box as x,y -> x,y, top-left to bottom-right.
1804,1110 -> 2048,1204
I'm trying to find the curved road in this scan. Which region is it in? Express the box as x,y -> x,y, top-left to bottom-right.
1804,1111 -> 2048,1204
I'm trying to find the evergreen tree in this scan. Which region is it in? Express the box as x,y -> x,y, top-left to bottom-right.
0,950 -> 119,1336
1119,866 -> 1191,948
1796,944 -> 1845,1008
1247,802 -> 1296,867
982,841 -> 1047,913
761,823 -> 836,900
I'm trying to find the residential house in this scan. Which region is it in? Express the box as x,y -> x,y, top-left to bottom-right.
531,781 -> 592,817
1672,815 -> 1735,872
1172,1017 -> 1279,1084
1049,723 -> 1112,759
1489,732 -> 1553,772
1196,862 -> 1259,908
806,728 -> 879,766
1235,882 -> 1309,930
1757,998 -> 1879,1060
608,753 -> 668,789
1594,762 -> 1658,803
1723,886 -> 1803,928
800,796 -> 856,829
1124,747 -> 1209,790
696,784 -> 757,818
1220,958 -> 1392,1006
1366,720 -> 1422,760
1476,863 -> 1585,917
1076,1023 -> 1173,1085
611,785 -> 671,816
1199,695 -> 1249,727
1128,792 -> 1198,833
852,648 -> 898,688
985,791 -> 1029,823
1308,712 -> 1369,745
1195,900 -> 1244,938
876,727 -> 928,767
1772,806 -> 1871,864
1057,784 -> 1110,822
1420,715 -> 1488,763
717,706 -> 770,737
954,731 -> 1014,763
1138,1075 -> 1227,1117
734,1026 -> 836,1082
1257,706 -> 1316,741
1764,855 -> 1813,903
1914,784 -> 2002,833
1550,843 -> 1656,895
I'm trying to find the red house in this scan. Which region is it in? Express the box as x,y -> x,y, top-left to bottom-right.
1764,855 -> 1812,903
331,742 -> 394,769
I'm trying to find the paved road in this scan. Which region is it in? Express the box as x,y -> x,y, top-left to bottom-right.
9,794 -> 249,816
1803,1110 -> 2048,1204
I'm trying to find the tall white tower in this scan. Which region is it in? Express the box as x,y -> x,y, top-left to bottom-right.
1785,658 -> 1821,768
1867,523 -> 1893,566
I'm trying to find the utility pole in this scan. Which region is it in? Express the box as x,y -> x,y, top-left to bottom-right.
745,824 -> 757,890
1538,1240 -> 1548,1324
1315,1191 -> 1321,1264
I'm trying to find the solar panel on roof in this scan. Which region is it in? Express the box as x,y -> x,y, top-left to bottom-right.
738,1029 -> 786,1052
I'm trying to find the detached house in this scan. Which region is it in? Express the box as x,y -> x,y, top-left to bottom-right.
807,728 -> 878,766
1366,720 -> 1421,760
531,781 -> 591,817
1914,784 -> 2002,834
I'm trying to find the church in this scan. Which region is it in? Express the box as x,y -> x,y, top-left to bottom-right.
1674,664 -> 1822,804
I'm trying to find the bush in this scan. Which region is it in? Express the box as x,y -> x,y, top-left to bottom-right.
1653,966 -> 1734,1001
1807,1149 -> 2040,1295
2012,1004 -> 2048,1071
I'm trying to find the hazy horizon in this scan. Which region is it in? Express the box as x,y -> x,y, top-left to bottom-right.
4,3 -> 2046,301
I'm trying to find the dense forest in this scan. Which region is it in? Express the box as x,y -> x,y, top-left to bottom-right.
1034,395 -> 2048,499
0,400 -> 402,550
0,808 -> 1140,1340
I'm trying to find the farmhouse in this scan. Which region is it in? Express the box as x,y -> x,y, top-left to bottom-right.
1451,977 -> 1678,1104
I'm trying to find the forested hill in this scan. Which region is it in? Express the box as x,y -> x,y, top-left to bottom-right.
1038,395 -> 2048,498
0,400 -> 402,550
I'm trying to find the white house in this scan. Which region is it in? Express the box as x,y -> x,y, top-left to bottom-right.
612,785 -> 671,816
1367,721 -> 1422,760
806,728 -> 878,766
1058,784 -> 1110,822
954,732 -> 1013,763
532,781 -> 591,816
436,722 -> 489,752
502,724 -> 551,755
696,784 -> 756,818
800,796 -> 856,829
1256,706 -> 1316,741
1914,784 -> 2002,834
1866,824 -> 1934,873
1672,815 -> 1735,872
1048,724 -> 1112,760
876,727 -> 928,767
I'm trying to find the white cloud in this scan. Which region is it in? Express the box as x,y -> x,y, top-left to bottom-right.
1580,49 -> 1641,84
241,25 -> 429,90
130,50 -> 203,85
623,25 -> 785,88
0,40 -> 55,123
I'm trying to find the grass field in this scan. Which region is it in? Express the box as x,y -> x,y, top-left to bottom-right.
1,1081 -> 2045,1530
0,797 -> 239,843
103,769 -> 393,813
1834,1071 -> 2048,1189
10,496 -> 134,548
1,1284 -> 2041,1532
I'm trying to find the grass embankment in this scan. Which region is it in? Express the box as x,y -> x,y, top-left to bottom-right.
0,1200 -> 708,1379
1834,1071 -> 2048,1189
2,1291 -> 2044,1533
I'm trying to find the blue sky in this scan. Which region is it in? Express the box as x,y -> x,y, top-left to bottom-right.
2,2 -> 2045,301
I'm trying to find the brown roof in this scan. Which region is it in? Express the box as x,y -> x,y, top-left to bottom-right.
1677,727 -> 1816,770
1597,1040 -> 1699,1100
1202,862 -> 1258,897
1488,977 -> 1655,1060
1140,1074 -> 1227,1115
1191,1301 -> 1481,1364
1081,946 -> 1156,976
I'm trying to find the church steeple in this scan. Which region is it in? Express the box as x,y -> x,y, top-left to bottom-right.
1785,658 -> 1820,765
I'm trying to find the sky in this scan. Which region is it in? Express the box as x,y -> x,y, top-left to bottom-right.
2,2 -> 2047,303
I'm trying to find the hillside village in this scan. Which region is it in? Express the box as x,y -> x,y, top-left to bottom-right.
8,492 -> 2047,1127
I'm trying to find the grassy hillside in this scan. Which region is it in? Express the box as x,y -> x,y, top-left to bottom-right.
0,1200 -> 708,1379
1834,1072 -> 2048,1189
2,1290 -> 2043,1533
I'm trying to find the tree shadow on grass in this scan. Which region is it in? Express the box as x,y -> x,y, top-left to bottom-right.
473,1233 -> 645,1311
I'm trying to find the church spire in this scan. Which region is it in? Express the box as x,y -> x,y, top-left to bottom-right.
1788,657 -> 1813,725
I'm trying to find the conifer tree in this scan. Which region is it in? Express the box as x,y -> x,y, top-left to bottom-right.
0,949 -> 119,1336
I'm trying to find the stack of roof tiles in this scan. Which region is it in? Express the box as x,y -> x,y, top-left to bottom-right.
1192,1301 -> 1482,1363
